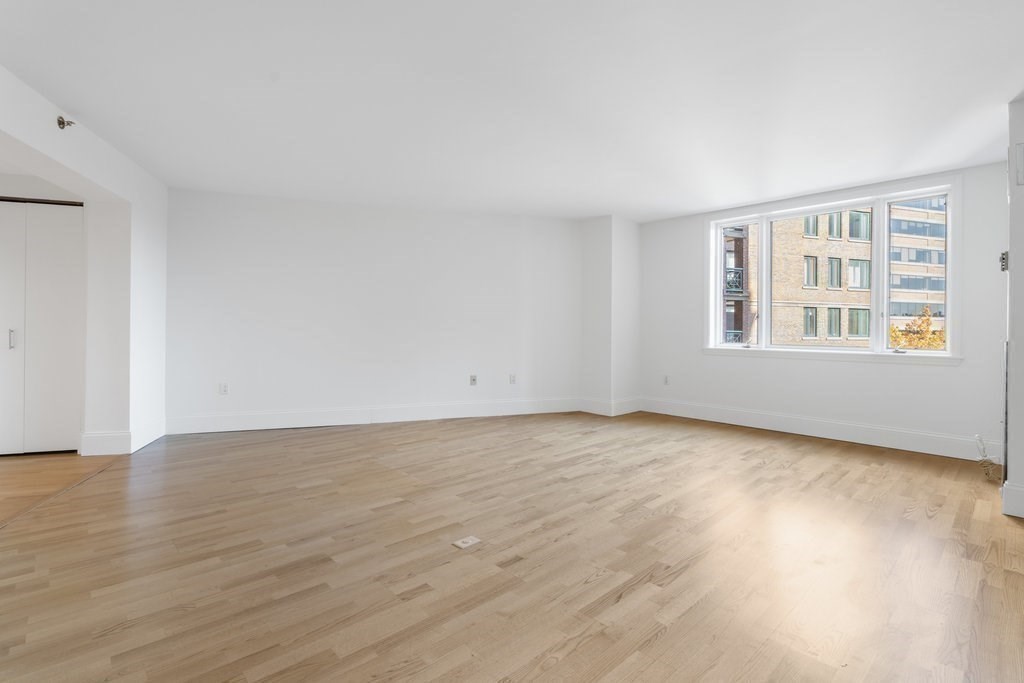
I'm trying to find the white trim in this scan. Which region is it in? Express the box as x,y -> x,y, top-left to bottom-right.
80,431 -> 131,455
167,398 -> 581,435
702,346 -> 962,365
1002,482 -> 1024,518
642,397 -> 998,461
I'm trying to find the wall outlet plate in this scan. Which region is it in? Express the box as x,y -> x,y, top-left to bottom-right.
453,536 -> 481,549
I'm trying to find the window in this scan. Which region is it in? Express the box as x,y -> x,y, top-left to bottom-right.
804,215 -> 818,237
719,223 -> 759,344
848,259 -> 870,289
827,257 -> 841,288
850,210 -> 871,241
769,208 -> 871,348
828,212 -> 841,239
713,181 -> 955,356
827,308 -> 841,338
803,307 -> 817,337
888,194 -> 947,350
803,256 -> 818,287
848,309 -> 870,337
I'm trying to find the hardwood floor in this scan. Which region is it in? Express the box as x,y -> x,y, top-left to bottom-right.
0,452 -> 117,527
0,412 -> 1021,682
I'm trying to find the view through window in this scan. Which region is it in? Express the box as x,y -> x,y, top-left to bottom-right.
769,208 -> 873,348
887,195 -> 947,350
716,188 -> 951,353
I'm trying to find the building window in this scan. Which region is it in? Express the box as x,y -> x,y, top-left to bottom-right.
827,257 -> 841,288
850,210 -> 871,241
848,309 -> 870,337
827,308 -> 841,338
803,256 -> 818,287
803,307 -> 817,337
712,182 -> 955,356
804,215 -> 818,237
848,259 -> 870,289
828,212 -> 841,239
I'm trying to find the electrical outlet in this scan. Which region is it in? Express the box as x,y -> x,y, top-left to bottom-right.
469,374 -> 477,386
509,373 -> 516,385
217,382 -> 229,395
453,536 -> 481,549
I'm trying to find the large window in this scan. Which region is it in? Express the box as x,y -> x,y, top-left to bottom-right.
768,207 -> 872,348
719,223 -> 759,344
888,194 -> 947,350
713,184 -> 954,355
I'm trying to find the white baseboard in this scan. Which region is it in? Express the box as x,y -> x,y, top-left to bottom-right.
642,397 -> 1001,462
610,397 -> 644,417
80,431 -> 132,456
578,398 -> 613,416
167,398 -> 580,435
578,397 -> 643,417
1003,482 -> 1024,518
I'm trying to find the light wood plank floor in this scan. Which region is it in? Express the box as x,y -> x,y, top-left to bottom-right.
0,412 -> 1021,682
0,453 -> 117,527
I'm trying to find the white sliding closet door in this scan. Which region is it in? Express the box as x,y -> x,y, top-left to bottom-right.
24,204 -> 85,453
0,203 -> 27,454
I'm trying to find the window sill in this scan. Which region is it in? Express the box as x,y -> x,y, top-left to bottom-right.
704,346 -> 963,366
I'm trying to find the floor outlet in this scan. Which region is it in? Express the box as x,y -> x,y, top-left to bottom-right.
453,536 -> 481,549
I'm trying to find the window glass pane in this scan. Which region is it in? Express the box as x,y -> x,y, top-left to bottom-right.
888,194 -> 947,350
803,307 -> 817,337
828,212 -> 841,239
849,259 -> 870,289
803,256 -> 818,287
721,223 -> 759,344
827,308 -> 841,337
850,210 -> 871,240
849,309 -> 870,337
771,208 -> 871,347
828,257 -> 841,288
804,215 -> 818,237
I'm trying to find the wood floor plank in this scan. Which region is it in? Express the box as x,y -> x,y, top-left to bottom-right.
0,412 -> 1022,682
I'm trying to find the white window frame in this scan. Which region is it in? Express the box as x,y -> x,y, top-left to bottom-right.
707,174 -> 961,364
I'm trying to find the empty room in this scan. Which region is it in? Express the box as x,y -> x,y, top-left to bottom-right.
1,2 -> 1024,681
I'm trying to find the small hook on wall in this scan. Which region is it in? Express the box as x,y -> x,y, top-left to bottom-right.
57,115 -> 76,130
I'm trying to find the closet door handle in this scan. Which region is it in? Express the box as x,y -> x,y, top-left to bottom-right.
7,329 -> 13,350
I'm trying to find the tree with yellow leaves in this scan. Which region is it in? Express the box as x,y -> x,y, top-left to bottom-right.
889,305 -> 945,350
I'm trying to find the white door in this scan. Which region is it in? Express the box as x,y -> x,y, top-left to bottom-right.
0,203 -> 26,454
24,204 -> 85,452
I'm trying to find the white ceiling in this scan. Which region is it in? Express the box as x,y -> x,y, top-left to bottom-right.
1,1 -> 1022,221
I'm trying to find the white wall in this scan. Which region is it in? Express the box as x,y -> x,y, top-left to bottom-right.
641,163 -> 1008,460
579,217 -> 613,413
611,216 -> 641,411
0,64 -> 167,454
166,190 -> 583,433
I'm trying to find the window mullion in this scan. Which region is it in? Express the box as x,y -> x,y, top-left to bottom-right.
871,198 -> 887,353
760,215 -> 770,348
